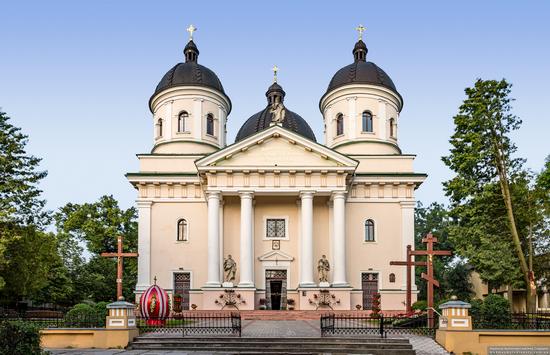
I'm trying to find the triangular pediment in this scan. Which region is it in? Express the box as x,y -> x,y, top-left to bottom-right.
196,125 -> 357,171
257,250 -> 294,262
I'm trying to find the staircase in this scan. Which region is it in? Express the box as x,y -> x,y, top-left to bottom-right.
129,336 -> 416,354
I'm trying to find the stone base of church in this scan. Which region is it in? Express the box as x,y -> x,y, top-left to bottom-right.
201,287 -> 256,310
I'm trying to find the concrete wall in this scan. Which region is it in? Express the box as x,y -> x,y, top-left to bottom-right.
41,328 -> 139,349
436,329 -> 550,355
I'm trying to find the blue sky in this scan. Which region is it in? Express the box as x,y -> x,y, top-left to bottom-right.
1,0 -> 549,213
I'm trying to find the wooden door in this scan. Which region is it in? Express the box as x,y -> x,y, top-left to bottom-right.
362,273 -> 378,310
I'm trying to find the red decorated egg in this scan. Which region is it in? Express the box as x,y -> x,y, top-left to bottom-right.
139,284 -> 170,319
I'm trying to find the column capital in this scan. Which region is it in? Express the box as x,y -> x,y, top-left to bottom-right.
299,191 -> 315,199
206,191 -> 221,200
238,191 -> 254,199
331,191 -> 347,200
399,200 -> 416,208
136,200 -> 153,208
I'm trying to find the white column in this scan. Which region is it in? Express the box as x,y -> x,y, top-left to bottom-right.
347,96 -> 357,139
378,100 -> 387,140
136,201 -> 152,291
299,191 -> 315,287
164,100 -> 173,140
218,105 -> 225,147
238,192 -> 254,287
400,201 -> 416,290
332,191 -> 349,287
205,191 -> 221,287
193,98 -> 203,140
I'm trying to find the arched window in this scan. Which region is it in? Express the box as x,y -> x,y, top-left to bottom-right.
389,118 -> 395,138
362,111 -> 373,132
177,219 -> 188,242
336,113 -> 344,136
389,273 -> 396,283
364,219 -> 375,242
206,114 -> 214,136
178,111 -> 188,133
156,118 -> 163,138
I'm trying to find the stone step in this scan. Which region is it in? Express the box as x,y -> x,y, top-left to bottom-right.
130,336 -> 416,354
132,341 -> 413,349
131,346 -> 416,354
132,336 -> 411,344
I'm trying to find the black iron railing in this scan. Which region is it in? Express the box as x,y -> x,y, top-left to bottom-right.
0,313 -> 105,329
137,313 -> 241,337
320,313 -> 437,338
473,312 -> 550,330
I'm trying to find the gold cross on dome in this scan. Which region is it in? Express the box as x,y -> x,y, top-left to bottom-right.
186,24 -> 197,41
272,65 -> 279,83
356,24 -> 366,40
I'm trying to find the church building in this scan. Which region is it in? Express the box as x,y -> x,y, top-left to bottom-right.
127,26 -> 426,311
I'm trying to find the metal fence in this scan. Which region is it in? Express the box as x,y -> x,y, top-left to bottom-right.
0,313 -> 105,329
137,313 -> 241,337
473,312 -> 550,330
320,313 -> 437,338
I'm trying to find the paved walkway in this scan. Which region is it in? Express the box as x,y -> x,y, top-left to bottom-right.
48,319 -> 449,354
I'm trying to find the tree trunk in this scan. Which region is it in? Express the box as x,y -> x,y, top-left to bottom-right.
492,132 -> 537,312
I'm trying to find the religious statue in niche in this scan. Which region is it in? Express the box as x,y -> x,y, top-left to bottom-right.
224,255 -> 237,283
317,255 -> 330,284
270,101 -> 286,123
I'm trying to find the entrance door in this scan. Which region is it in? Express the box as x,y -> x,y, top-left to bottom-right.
362,273 -> 378,310
270,281 -> 282,310
265,270 -> 287,310
173,272 -> 191,311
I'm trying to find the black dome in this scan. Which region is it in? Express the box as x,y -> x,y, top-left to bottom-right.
324,40 -> 401,99
150,40 -> 230,110
235,107 -> 316,142
235,82 -> 316,142
153,62 -> 226,95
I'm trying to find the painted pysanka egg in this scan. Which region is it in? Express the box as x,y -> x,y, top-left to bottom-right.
139,284 -> 170,319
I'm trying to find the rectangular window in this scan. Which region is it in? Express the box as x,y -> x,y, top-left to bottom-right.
266,218 -> 285,239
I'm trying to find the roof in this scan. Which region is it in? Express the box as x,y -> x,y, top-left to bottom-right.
235,106 -> 316,143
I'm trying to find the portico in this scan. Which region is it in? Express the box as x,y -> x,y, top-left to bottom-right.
196,125 -> 357,297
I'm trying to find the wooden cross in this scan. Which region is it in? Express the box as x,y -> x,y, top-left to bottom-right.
411,232 -> 452,327
390,245 -> 427,314
101,235 -> 138,300
356,24 -> 366,40
186,24 -> 197,41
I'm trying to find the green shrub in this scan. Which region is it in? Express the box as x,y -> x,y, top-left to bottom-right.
0,320 -> 42,355
469,298 -> 483,322
65,303 -> 99,328
479,294 -> 511,328
412,300 -> 427,311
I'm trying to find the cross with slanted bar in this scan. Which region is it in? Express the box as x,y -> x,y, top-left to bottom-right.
390,244 -> 427,314
101,235 -> 138,300
356,24 -> 366,40
411,232 -> 452,327
186,24 -> 197,41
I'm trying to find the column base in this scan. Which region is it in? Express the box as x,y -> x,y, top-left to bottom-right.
237,281 -> 255,288
298,282 -> 317,288
203,281 -> 222,288
331,282 -> 350,288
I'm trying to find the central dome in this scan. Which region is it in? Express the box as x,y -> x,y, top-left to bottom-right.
235,83 -> 316,142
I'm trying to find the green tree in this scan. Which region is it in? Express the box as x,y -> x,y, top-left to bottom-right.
0,226 -> 61,303
442,79 -> 536,311
0,111 -> 50,292
54,195 -> 138,302
414,202 -> 453,301
0,111 -> 48,226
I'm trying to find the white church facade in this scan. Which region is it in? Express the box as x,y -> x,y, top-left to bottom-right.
127,27 -> 426,311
